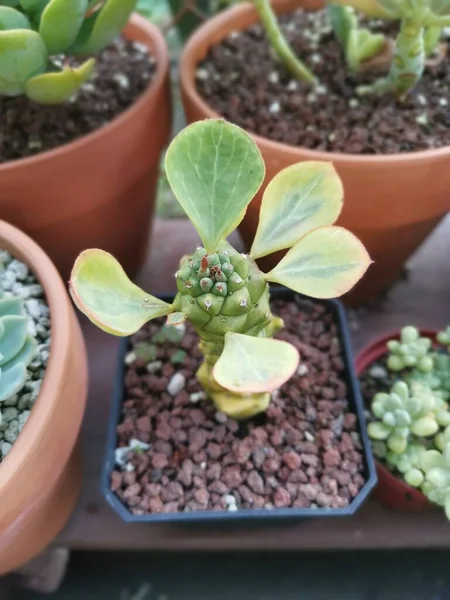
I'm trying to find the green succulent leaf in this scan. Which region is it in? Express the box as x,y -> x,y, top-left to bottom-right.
330,0 -> 397,18
0,29 -> 47,95
20,0 -> 49,11
0,316 -> 28,366
25,58 -> 95,104
1,1 -> 21,7
0,362 -> 27,402
265,225 -> 372,299
69,249 -> 173,336
346,28 -> 386,72
0,335 -> 36,371
250,162 -> 343,260
421,449 -> 445,471
165,119 -> 265,253
213,332 -> 299,394
410,416 -> 439,437
39,0 -> 89,54
327,4 -> 356,46
0,6 -> 30,29
0,297 -> 24,317
70,0 -> 137,54
367,421 -> 391,440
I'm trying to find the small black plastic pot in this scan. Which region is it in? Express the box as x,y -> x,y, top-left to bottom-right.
101,287 -> 377,523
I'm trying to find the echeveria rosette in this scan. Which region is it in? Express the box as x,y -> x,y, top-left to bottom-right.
0,0 -> 137,104
0,294 -> 37,420
367,381 -> 448,453
69,118 -> 371,420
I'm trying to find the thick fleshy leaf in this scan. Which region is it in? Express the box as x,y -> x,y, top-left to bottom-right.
0,30 -> 47,95
165,119 -> 265,253
0,297 -> 24,317
213,332 -> 299,394
0,6 -> 30,29
20,0 -> 49,11
0,362 -> 27,402
2,1 -> 21,7
70,0 -> 137,54
39,0 -> 88,54
265,226 -> 372,299
166,312 -> 186,326
331,0 -> 397,18
69,249 -> 173,336
421,449 -> 445,471
0,316 -> 28,366
0,335 -> 36,371
347,29 -> 386,72
250,162 -> 343,259
25,58 -> 95,104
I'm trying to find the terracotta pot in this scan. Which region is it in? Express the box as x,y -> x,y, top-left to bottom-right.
179,0 -> 450,306
355,330 -> 439,511
0,220 -> 88,575
0,14 -> 172,282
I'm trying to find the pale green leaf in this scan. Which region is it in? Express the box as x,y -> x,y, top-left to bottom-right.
165,119 -> 265,253
327,4 -> 356,46
0,335 -> 36,371
166,312 -> 186,326
71,0 -> 137,54
421,449 -> 445,471
0,362 -> 27,402
213,332 -> 299,394
347,29 -> 385,72
0,6 -> 30,29
265,225 -> 372,299
0,297 -> 24,317
69,249 -> 173,336
39,0 -> 88,54
25,58 -> 95,104
0,30 -> 47,95
0,316 -> 28,366
250,161 -> 343,259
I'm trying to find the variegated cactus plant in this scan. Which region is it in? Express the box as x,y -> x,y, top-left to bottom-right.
0,294 -> 36,422
252,0 -> 450,99
0,0 -> 137,104
69,118 -> 371,419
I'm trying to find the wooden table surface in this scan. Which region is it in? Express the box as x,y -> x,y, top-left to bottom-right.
57,216 -> 450,550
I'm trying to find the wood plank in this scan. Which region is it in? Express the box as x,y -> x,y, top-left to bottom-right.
57,216 -> 450,550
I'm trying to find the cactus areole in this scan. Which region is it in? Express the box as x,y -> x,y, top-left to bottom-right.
70,118 -> 372,419
0,0 -> 138,104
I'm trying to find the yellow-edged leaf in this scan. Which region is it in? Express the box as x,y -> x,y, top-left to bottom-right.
213,332 -> 299,394
250,162 -> 343,259
265,226 -> 372,298
165,119 -> 265,253
69,249 -> 173,336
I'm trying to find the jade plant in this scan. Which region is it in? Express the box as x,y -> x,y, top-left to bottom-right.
251,0 -> 450,99
0,293 -> 36,422
0,0 -> 137,104
70,118 -> 371,420
367,325 -> 450,518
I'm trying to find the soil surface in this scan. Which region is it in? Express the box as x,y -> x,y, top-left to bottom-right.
196,10 -> 450,154
111,298 -> 367,516
0,38 -> 155,163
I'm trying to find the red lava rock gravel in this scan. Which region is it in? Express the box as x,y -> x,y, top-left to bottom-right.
0,38 -> 155,163
111,298 -> 367,516
196,9 -> 450,154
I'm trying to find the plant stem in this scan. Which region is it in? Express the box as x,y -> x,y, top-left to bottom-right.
253,0 -> 317,85
357,19 -> 424,99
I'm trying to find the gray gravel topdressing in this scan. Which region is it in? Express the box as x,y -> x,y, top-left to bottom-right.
0,250 -> 51,462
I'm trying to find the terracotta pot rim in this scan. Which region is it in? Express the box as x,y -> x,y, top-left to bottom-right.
0,13 -> 169,173
0,220 -> 78,484
180,0 -> 450,164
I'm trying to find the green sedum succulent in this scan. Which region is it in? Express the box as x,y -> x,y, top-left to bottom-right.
69,118 -> 371,420
0,0 -> 137,104
0,293 -> 36,422
367,381 -> 448,453
437,327 -> 450,347
421,443 -> 450,518
387,326 -> 433,372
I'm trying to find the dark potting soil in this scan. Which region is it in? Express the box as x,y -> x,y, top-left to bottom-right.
111,299 -> 367,516
0,38 -> 155,163
196,9 -> 450,154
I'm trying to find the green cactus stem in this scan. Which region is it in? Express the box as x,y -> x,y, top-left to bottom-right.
357,19 -> 425,98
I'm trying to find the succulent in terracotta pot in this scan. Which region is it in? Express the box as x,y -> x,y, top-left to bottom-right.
364,325 -> 450,517
70,118 -> 371,419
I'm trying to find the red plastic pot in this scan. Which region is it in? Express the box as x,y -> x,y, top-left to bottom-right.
356,330 -> 440,511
